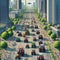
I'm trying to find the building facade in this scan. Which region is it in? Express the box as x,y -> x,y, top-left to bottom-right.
0,0 -> 9,24
37,0 -> 60,25
16,0 -> 22,10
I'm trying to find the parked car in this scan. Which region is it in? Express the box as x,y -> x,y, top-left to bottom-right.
36,31 -> 40,34
39,40 -> 43,45
15,54 -> 20,60
31,43 -> 36,48
18,32 -> 22,36
22,32 -> 26,37
26,25 -> 29,28
24,38 -> 28,43
23,27 -> 27,31
31,50 -> 36,55
17,47 -> 25,56
37,53 -> 44,60
16,31 -> 19,33
26,44 -> 30,48
35,25 -> 38,29
32,29 -> 35,32
39,44 -> 45,52
25,29 -> 30,35
30,25 -> 34,28
33,37 -> 37,41
38,35 -> 43,39
16,38 -> 21,42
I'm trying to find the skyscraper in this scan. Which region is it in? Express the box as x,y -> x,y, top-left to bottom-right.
16,0 -> 22,10
0,0 -> 9,24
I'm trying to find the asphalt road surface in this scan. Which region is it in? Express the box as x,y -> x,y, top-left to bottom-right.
2,12 -> 52,60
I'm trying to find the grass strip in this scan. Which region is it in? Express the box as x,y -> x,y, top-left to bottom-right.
47,41 -> 56,60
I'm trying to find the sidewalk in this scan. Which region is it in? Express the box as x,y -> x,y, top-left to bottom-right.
35,17 -> 60,60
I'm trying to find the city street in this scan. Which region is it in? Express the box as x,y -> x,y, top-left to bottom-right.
1,12 -> 52,60
0,0 -> 60,60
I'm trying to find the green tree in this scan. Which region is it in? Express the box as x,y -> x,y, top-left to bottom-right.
54,41 -> 60,51
0,41 -> 8,49
0,52 -> 2,60
43,25 -> 47,30
8,31 -> 13,36
51,33 -> 57,40
1,31 -> 9,39
48,30 -> 52,35
11,26 -> 16,30
7,28 -> 12,31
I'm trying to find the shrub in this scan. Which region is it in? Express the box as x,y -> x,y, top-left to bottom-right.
54,41 -> 60,51
14,21 -> 18,24
43,25 -> 47,30
42,22 -> 46,25
41,18 -> 46,22
0,41 -> 8,49
7,28 -> 12,31
11,26 -> 16,30
1,31 -> 9,39
48,30 -> 52,35
0,43 -> 1,50
51,33 -> 57,39
8,31 -> 13,36
37,13 -> 40,18
0,52 -> 2,60
48,24 -> 51,27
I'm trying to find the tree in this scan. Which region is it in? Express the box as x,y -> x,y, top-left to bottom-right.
11,26 -> 16,30
8,31 -> 13,36
51,33 -> 57,40
43,25 -> 47,30
7,28 -> 12,31
48,30 -> 52,35
48,24 -> 51,27
54,41 -> 60,51
1,31 -> 9,39
0,41 -> 8,49
0,52 -> 2,60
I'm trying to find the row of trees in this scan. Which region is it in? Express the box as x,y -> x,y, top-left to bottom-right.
37,12 -> 60,53
1,26 -> 16,40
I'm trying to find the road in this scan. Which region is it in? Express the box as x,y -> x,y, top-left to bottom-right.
1,12 -> 52,60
